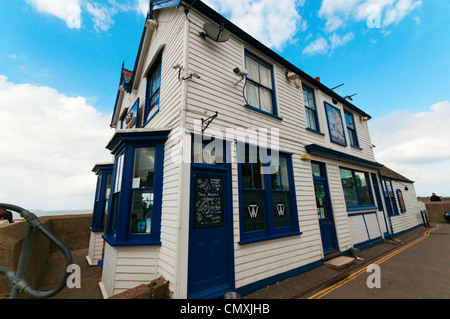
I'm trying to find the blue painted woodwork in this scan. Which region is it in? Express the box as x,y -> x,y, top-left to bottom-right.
188,137 -> 235,299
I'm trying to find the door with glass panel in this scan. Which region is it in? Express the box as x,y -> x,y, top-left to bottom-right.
312,162 -> 338,255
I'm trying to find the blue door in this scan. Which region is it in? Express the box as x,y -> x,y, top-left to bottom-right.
188,169 -> 234,299
311,162 -> 338,255
314,180 -> 338,254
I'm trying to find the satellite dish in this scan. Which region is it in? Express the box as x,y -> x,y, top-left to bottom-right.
201,23 -> 230,42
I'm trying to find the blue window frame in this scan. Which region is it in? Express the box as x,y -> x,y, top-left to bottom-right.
344,110 -> 359,147
91,164 -> 113,232
237,143 -> 300,244
104,130 -> 169,246
396,189 -> 406,213
339,167 -> 376,211
383,180 -> 399,216
144,52 -> 162,126
302,83 -> 321,133
244,51 -> 279,118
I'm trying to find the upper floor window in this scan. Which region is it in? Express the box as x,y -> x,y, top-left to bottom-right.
344,110 -> 359,147
302,84 -> 320,132
245,52 -> 277,117
144,53 -> 162,125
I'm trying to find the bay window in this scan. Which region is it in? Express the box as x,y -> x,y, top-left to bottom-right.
104,130 -> 169,246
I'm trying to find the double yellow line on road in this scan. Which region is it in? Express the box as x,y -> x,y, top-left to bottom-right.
308,224 -> 441,299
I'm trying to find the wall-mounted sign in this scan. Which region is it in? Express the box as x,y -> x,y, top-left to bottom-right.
324,102 -> 347,146
193,174 -> 224,229
121,98 -> 139,129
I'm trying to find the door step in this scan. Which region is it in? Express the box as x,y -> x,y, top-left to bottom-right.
324,256 -> 356,270
322,251 -> 341,261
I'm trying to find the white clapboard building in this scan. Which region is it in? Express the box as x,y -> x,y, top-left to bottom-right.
87,0 -> 423,299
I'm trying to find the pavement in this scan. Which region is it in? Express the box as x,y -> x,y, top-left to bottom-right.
36,222 -> 439,299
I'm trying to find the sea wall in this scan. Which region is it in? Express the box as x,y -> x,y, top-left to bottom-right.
0,214 -> 91,298
424,202 -> 450,223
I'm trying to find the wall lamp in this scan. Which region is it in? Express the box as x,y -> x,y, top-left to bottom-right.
285,71 -> 301,89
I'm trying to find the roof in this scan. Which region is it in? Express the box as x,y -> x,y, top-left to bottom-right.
173,0 -> 372,119
379,166 -> 414,183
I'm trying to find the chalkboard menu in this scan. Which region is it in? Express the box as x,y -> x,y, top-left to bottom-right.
193,174 -> 224,229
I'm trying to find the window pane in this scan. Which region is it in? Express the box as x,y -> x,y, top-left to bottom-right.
259,64 -> 272,88
133,148 -> 156,188
260,87 -> 273,113
246,55 -> 259,81
150,65 -> 161,96
271,157 -> 289,190
246,82 -> 259,107
303,89 -> 313,109
314,184 -> 329,219
130,190 -> 153,234
340,168 -> 359,206
242,190 -> 265,233
306,108 -> 317,130
311,163 -> 322,178
355,172 -> 371,205
272,191 -> 291,228
114,154 -> 124,193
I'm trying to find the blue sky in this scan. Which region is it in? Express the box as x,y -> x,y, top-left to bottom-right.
0,0 -> 449,210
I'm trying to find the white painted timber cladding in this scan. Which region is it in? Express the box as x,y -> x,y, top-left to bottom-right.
389,181 -> 422,234
86,231 -> 104,266
182,10 -> 381,289
100,242 -> 159,298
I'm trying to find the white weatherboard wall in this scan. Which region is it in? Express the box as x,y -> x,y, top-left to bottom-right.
86,231 -> 104,266
389,181 -> 422,235
179,8 -> 383,291
99,243 -> 159,298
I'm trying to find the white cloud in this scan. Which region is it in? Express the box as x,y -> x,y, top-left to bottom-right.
303,37 -> 329,55
26,0 -> 82,28
303,32 -> 354,55
383,0 -> 422,27
0,75 -> 113,210
319,0 -> 422,31
202,0 -> 307,51
370,101 -> 450,197
86,2 -> 117,31
329,32 -> 355,49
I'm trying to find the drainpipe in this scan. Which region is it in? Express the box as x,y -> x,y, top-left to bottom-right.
174,9 -> 191,299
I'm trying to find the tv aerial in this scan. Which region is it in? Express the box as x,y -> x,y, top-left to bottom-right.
200,22 -> 230,42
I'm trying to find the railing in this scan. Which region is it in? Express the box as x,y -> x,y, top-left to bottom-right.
0,203 -> 73,299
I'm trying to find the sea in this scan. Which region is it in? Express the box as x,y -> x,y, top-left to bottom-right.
13,209 -> 92,220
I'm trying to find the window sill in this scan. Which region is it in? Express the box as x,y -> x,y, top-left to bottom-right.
238,231 -> 302,245
350,145 -> 362,150
244,104 -> 283,121
103,234 -> 161,247
306,128 -> 324,136
346,205 -> 378,212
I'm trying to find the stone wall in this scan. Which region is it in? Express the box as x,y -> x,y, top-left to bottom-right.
0,214 -> 91,298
